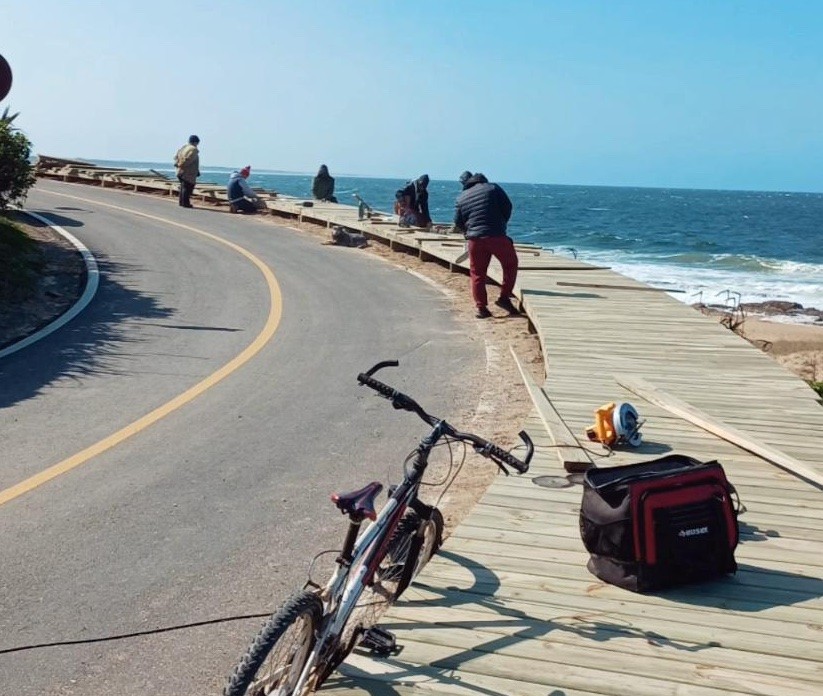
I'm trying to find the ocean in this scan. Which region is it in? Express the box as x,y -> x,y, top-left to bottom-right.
95,161 -> 823,318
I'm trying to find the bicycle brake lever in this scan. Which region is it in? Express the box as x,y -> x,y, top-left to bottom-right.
473,444 -> 510,476
494,460 -> 510,476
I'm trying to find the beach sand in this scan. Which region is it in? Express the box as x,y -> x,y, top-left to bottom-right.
697,306 -> 823,384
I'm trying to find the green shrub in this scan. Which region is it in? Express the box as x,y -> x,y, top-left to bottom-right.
0,120 -> 36,210
0,215 -> 42,302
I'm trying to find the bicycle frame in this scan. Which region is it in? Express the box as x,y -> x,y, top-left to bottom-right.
293,421 -> 449,692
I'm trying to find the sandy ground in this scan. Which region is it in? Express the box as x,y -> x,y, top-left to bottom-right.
696,306 -> 823,384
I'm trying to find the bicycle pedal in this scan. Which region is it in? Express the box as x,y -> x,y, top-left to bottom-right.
358,626 -> 400,656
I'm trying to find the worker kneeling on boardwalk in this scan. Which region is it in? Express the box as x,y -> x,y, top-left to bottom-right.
228,166 -> 263,213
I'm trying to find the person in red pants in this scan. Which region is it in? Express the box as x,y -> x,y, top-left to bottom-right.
454,171 -> 519,318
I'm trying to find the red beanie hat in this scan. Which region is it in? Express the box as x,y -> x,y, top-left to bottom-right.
240,166 -> 251,176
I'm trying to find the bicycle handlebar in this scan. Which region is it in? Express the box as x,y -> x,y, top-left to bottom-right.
357,361 -> 533,475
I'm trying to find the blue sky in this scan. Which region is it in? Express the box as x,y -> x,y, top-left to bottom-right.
3,1 -> 822,191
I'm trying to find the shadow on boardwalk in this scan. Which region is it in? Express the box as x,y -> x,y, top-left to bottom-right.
323,547 -> 822,695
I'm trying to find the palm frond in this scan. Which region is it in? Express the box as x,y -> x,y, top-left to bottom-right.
1,106 -> 20,125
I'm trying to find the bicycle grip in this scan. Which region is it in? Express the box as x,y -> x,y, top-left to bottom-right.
488,444 -> 529,474
357,373 -> 397,400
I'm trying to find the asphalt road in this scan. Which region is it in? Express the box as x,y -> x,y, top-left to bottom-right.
0,181 -> 484,695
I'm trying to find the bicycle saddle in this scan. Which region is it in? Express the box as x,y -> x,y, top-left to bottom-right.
331,481 -> 384,521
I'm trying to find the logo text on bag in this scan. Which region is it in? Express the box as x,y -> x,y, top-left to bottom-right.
678,526 -> 710,538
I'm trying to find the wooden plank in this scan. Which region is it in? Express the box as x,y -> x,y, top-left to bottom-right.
351,630 -> 803,696
519,265 -> 612,271
557,281 -> 686,293
510,347 -> 594,472
438,241 -> 542,251
381,609 -> 822,685
615,376 -> 823,489
454,521 -> 823,568
333,653 -> 609,696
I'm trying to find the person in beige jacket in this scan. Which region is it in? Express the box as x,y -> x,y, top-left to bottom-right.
174,135 -> 200,208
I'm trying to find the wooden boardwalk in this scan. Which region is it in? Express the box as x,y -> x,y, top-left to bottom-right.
292,201 -> 823,695
35,166 -> 823,694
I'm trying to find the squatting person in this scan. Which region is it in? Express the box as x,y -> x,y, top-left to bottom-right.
228,166 -> 262,213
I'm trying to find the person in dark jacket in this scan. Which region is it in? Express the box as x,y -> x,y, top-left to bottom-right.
413,174 -> 431,227
312,164 -> 338,203
395,174 -> 431,227
454,172 -> 519,318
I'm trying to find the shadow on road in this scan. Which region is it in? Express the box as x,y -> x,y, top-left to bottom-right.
28,209 -> 89,227
0,252 -> 174,409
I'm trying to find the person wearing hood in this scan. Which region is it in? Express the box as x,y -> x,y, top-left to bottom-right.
227,166 -> 261,213
413,174 -> 431,227
395,174 -> 431,227
453,171 -> 519,319
174,135 -> 200,208
312,164 -> 338,203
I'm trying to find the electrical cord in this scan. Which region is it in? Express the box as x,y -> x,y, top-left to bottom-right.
0,611 -> 274,655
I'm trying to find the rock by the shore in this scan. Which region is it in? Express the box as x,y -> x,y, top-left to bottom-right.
695,300 -> 823,323
740,300 -> 823,319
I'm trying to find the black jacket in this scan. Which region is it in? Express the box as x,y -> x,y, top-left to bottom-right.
414,181 -> 431,226
312,173 -> 335,201
454,175 -> 512,239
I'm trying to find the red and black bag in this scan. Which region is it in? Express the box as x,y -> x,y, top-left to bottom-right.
579,455 -> 740,592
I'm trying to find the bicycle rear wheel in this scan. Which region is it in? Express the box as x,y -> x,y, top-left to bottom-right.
356,507 -> 443,618
327,507 -> 444,682
224,590 -> 322,696
379,507 -> 444,599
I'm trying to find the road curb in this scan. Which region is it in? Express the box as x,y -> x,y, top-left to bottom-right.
0,210 -> 100,360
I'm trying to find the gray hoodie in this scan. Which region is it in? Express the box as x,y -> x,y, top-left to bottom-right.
228,170 -> 257,203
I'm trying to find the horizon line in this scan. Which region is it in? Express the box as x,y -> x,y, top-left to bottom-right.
53,155 -> 823,197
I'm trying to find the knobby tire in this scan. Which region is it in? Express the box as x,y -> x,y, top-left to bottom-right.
224,590 -> 322,696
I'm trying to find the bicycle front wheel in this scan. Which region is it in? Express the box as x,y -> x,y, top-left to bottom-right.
224,590 -> 322,696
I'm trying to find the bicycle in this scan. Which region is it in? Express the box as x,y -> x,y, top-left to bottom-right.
224,360 -> 534,696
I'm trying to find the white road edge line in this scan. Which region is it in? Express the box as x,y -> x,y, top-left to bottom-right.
0,211 -> 100,360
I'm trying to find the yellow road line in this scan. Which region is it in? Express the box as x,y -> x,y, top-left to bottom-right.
0,189 -> 283,506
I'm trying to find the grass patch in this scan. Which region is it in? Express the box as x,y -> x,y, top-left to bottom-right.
0,214 -> 43,303
810,381 -> 823,399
